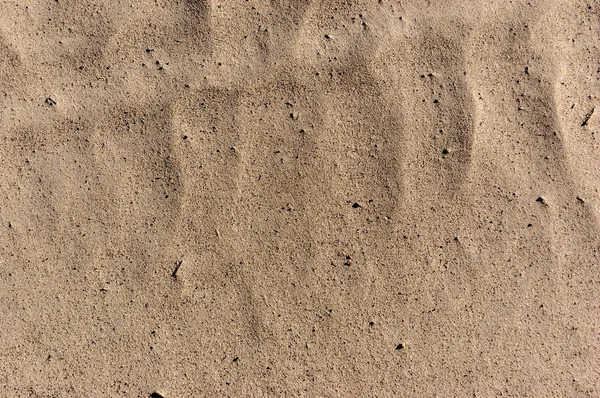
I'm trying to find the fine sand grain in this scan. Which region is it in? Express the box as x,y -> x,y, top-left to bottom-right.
1,1 -> 599,396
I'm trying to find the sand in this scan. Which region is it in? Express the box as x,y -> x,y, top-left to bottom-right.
1,0 -> 599,396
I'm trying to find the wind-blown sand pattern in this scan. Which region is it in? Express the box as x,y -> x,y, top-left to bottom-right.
1,1 -> 599,396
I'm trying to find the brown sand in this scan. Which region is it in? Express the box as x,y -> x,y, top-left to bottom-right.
1,0 -> 599,396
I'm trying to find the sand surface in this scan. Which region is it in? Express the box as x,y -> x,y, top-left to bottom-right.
1,0 -> 599,396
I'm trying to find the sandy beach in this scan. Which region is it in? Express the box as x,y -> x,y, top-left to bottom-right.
1,1 -> 599,396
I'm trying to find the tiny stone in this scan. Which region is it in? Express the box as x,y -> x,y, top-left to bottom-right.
344,255 -> 352,267
396,343 -> 405,350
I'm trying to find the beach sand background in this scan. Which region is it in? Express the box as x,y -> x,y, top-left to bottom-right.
1,0 -> 599,396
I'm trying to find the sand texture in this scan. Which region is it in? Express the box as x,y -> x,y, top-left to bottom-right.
1,0 -> 600,396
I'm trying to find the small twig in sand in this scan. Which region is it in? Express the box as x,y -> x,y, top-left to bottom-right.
172,260 -> 182,278
581,108 -> 594,126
